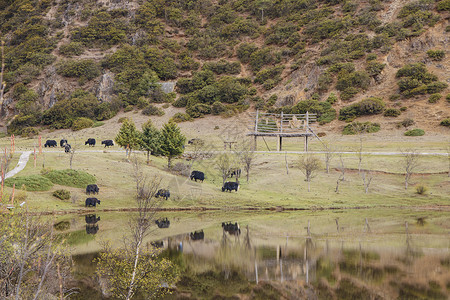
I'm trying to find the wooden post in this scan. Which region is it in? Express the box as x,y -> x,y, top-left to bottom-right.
39,136 -> 42,154
279,136 -> 282,151
280,112 -> 283,133
12,134 -> 14,154
305,136 -> 308,152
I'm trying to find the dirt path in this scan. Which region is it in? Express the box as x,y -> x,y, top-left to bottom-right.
3,151 -> 32,180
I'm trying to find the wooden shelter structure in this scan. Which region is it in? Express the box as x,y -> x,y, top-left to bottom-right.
247,110 -> 320,151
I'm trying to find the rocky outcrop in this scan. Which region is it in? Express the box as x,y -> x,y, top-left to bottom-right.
96,71 -> 115,102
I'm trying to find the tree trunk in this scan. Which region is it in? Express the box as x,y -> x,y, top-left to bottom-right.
126,241 -> 141,300
307,180 -> 310,192
146,151 -> 150,165
168,156 -> 172,169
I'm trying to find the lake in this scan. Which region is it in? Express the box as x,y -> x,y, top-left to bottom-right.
60,209 -> 450,299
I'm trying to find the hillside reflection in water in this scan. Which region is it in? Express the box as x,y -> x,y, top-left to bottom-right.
65,210 -> 449,299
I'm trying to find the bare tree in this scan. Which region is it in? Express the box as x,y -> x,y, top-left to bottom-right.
96,156 -> 178,300
401,149 -> 420,189
337,151 -> 346,181
323,142 -> 335,174
351,122 -> 368,174
186,139 -> 214,170
216,153 -> 237,186
298,155 -> 321,192
361,171 -> 373,193
0,212 -> 70,299
234,140 -> 256,182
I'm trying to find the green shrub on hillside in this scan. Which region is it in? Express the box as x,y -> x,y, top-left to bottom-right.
437,0 -> 450,11
5,175 -> 53,191
203,60 -> 241,75
186,103 -> 211,118
170,112 -> 193,123
20,127 -> 39,138
342,122 -> 381,135
254,65 -> 285,89
440,118 -> 450,127
59,42 -> 84,56
57,59 -> 101,81
142,104 -> 165,116
396,63 -> 447,97
366,61 -> 385,77
405,128 -> 425,136
42,90 -> 116,129
249,48 -> 274,71
72,117 -> 94,131
236,43 -> 258,63
43,169 -> 96,188
71,11 -> 129,46
384,108 -> 401,117
53,189 -> 70,200
426,49 -> 445,61
428,93 -> 442,103
339,97 -> 385,121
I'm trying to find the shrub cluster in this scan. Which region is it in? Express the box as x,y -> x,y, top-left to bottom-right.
53,189 -> 71,200
72,117 -> 94,131
384,108 -> 401,117
142,104 -> 165,116
342,122 -> 381,135
404,128 -> 425,136
339,97 -> 385,121
396,63 -> 447,97
426,49 -> 445,61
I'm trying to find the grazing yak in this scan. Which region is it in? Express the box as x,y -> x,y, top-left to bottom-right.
222,181 -> 239,192
60,139 -> 68,147
156,189 -> 170,200
155,218 -> 170,228
85,214 -> 100,224
190,170 -> 205,182
222,222 -> 241,235
64,144 -> 71,153
85,197 -> 101,207
86,184 -> 99,195
85,138 -> 96,146
151,240 -> 164,248
188,138 -> 204,145
190,230 -> 204,241
101,140 -> 114,147
44,140 -> 57,147
85,224 -> 99,234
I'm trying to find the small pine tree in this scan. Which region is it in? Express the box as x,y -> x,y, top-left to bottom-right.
140,120 -> 161,164
115,118 -> 141,157
160,121 -> 186,168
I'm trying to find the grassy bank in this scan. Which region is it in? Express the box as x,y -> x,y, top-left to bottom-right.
0,136 -> 448,212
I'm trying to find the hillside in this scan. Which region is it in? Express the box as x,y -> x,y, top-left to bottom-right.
0,0 -> 449,136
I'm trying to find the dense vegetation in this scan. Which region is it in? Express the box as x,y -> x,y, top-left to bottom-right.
0,0 -> 448,133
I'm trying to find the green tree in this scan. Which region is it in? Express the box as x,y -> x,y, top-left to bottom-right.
115,119 -> 141,157
140,120 -> 161,164
159,121 -> 186,168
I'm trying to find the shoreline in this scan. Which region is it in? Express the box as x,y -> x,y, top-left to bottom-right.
7,204 -> 450,215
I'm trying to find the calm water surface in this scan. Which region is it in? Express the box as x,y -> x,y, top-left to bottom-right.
59,210 -> 450,299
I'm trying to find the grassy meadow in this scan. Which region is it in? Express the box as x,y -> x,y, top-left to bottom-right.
0,129 -> 448,213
